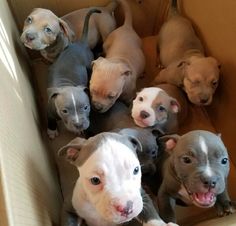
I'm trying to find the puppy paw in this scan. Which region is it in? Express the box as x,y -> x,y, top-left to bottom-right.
47,128 -> 59,139
166,223 -> 179,226
216,200 -> 236,217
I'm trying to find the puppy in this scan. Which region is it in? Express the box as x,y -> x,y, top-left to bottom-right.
131,87 -> 180,134
47,9 -> 99,139
153,0 -> 221,106
58,132 -> 178,226
156,130 -> 234,223
89,101 -> 161,175
20,1 -> 118,62
89,0 -> 145,113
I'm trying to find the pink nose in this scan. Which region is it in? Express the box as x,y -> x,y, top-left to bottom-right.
113,201 -> 133,217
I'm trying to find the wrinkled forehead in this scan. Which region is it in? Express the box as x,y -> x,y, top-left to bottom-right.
187,60 -> 220,81
75,134 -> 138,167
176,132 -> 227,157
137,87 -> 162,99
55,88 -> 88,105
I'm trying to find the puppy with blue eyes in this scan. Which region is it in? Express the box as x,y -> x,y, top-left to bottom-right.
58,132 -> 178,226
20,1 -> 118,62
47,9 -> 99,139
131,87 -> 180,134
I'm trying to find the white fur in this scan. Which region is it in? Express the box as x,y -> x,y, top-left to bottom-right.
47,128 -> 59,139
132,87 -> 163,127
144,219 -> 179,226
71,93 -> 79,123
72,138 -> 143,226
199,136 -> 213,177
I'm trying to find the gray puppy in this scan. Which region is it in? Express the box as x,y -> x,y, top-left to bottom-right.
47,9 -> 101,139
156,130 -> 234,223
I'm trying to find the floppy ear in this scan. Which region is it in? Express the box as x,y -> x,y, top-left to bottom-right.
58,18 -> 75,41
47,87 -> 61,101
177,60 -> 190,68
207,56 -> 221,69
170,97 -> 180,113
127,136 -> 142,153
151,129 -> 165,137
58,137 -> 87,164
91,57 -> 104,68
159,134 -> 180,154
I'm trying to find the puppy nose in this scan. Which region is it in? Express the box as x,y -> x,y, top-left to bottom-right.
114,201 -> 133,216
200,97 -> 209,104
140,110 -> 150,119
93,102 -> 103,111
201,176 -> 219,188
74,122 -> 83,129
26,32 -> 36,41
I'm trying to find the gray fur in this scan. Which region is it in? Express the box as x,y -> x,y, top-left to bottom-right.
156,130 -> 233,223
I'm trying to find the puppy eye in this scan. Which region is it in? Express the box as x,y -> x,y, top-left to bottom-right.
90,177 -> 101,185
138,96 -> 143,102
84,105 -> 89,111
221,158 -> 228,165
212,80 -> 218,87
191,80 -> 200,85
182,156 -> 192,164
107,94 -> 115,100
26,17 -> 32,24
133,166 -> 139,175
61,109 -> 68,114
44,27 -> 52,33
158,105 -> 166,112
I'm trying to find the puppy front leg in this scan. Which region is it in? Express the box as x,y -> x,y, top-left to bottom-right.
47,114 -> 59,139
157,184 -> 176,224
137,188 -> 178,226
215,188 -> 235,217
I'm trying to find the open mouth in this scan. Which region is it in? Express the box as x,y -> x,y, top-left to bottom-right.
190,191 -> 216,207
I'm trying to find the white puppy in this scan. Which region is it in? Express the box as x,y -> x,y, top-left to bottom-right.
59,132 -> 178,226
131,87 -> 180,134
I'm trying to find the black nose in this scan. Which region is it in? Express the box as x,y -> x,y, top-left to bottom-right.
26,32 -> 36,41
74,123 -> 83,129
201,176 -> 219,188
140,110 -> 150,119
200,98 -> 209,104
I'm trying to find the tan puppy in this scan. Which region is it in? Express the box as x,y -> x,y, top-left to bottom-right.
20,1 -> 118,62
89,0 -> 145,113
153,0 -> 220,106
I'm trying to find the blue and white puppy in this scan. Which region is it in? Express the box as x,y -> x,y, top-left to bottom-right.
47,9 -> 101,139
59,132 -> 178,226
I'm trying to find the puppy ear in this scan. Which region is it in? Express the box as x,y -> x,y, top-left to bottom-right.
170,98 -> 180,113
152,129 -> 165,137
127,136 -> 143,153
207,57 -> 221,69
159,134 -> 180,154
91,57 -> 104,68
58,18 -> 75,41
177,60 -> 190,68
58,137 -> 87,164
47,87 -> 60,100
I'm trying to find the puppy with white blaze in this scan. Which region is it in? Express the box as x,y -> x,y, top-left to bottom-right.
131,87 -> 180,134
58,132 -> 178,226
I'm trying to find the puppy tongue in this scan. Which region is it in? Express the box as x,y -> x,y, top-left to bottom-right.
192,192 -> 215,206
